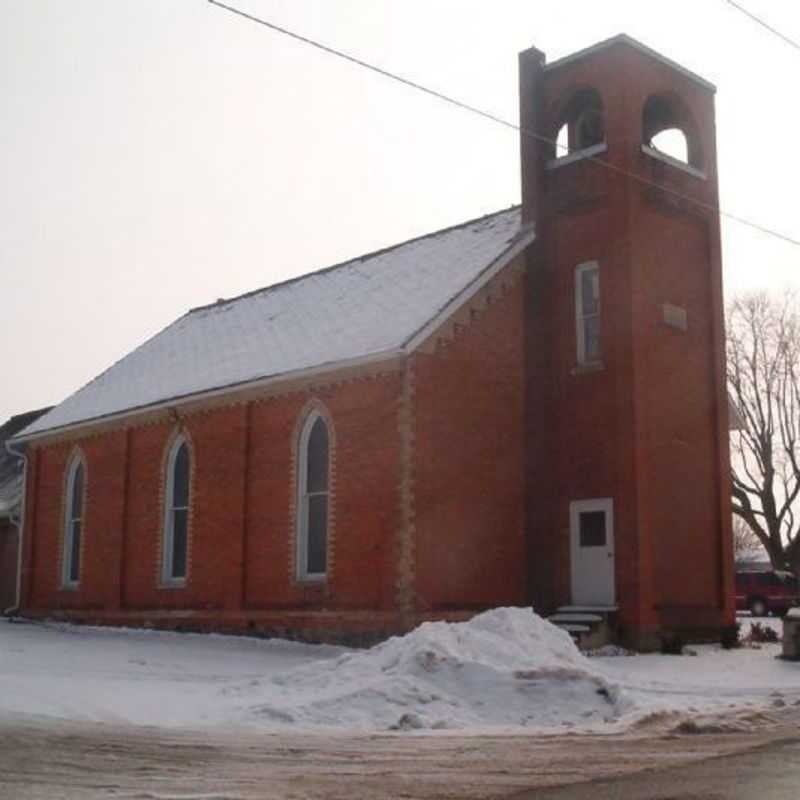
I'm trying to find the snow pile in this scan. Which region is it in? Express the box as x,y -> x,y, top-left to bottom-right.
232,607 -> 626,731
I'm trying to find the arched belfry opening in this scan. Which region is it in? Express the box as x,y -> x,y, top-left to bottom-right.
553,87 -> 606,159
642,93 -> 703,170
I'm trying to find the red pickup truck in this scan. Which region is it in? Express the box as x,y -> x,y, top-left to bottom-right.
735,570 -> 800,617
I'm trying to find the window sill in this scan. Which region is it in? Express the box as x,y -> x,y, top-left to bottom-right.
296,574 -> 327,585
159,580 -> 187,590
60,583 -> 80,592
546,142 -> 607,170
571,360 -> 605,376
641,144 -> 706,180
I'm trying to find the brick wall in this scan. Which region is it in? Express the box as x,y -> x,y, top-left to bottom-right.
22,370 -> 405,637
526,207 -> 628,619
634,205 -> 730,626
414,264 -> 528,612
0,519 -> 17,610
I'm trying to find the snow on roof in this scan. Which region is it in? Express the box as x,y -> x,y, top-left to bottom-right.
19,207 -> 530,440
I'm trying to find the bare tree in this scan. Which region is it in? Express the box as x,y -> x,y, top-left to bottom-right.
727,292 -> 800,572
732,514 -> 763,562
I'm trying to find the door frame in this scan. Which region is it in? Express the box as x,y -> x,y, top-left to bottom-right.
569,497 -> 616,606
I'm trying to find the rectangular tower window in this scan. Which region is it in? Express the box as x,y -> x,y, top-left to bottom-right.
575,261 -> 601,365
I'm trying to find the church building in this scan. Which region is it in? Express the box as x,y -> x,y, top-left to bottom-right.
9,35 -> 734,649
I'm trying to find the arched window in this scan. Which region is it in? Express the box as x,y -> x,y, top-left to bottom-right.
162,435 -> 191,584
297,412 -> 330,580
62,456 -> 85,587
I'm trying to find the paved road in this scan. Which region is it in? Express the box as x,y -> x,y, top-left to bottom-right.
513,738 -> 800,799
0,714 -> 788,800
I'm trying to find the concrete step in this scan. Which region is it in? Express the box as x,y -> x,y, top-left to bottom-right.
547,605 -> 616,650
548,613 -> 603,624
559,623 -> 591,633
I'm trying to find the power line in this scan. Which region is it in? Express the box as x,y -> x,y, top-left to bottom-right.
723,0 -> 800,52
207,0 -> 800,248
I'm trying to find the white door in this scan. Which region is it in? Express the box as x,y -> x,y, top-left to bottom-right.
569,498 -> 615,606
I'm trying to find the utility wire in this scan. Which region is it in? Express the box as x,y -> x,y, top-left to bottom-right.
208,0 -> 800,247
723,0 -> 800,52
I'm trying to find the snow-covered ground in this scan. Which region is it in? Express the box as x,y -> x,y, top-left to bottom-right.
1,608 -> 797,734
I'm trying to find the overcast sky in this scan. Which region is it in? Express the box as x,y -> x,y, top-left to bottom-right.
2,0 -> 799,423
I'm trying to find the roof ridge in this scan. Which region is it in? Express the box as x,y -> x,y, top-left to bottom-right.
189,205 -> 520,314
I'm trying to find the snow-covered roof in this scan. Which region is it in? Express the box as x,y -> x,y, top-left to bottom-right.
18,207 -> 532,440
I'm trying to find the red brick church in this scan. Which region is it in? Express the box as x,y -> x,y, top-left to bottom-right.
9,35 -> 734,648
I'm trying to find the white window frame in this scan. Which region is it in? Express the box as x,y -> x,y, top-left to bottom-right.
62,456 -> 85,589
296,411 -> 329,582
161,435 -> 190,586
575,260 -> 601,365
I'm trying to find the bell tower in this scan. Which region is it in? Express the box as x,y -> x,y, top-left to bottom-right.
520,36 -> 734,647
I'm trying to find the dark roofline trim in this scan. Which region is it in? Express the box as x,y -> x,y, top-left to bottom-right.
190,205 -> 521,314
544,34 -> 716,93
12,222 -> 535,446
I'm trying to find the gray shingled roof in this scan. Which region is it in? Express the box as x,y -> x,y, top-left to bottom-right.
17,208 -> 532,440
